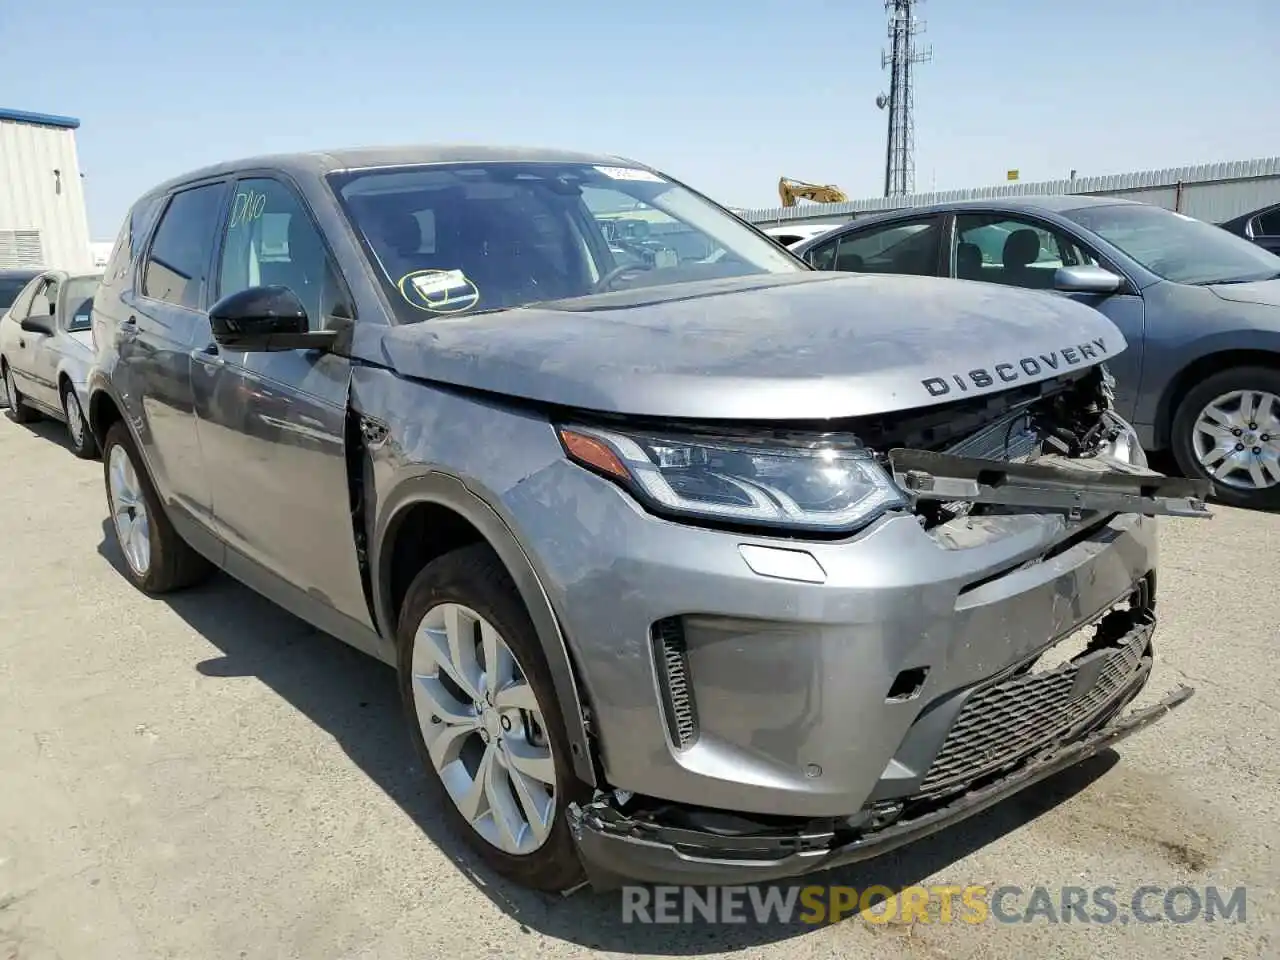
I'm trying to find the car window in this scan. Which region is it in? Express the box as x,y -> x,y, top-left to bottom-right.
2,276 -> 41,320
807,218 -> 941,276
61,277 -> 100,332
103,196 -> 162,286
953,214 -> 1095,289
1065,203 -> 1280,285
217,178 -> 352,330
142,183 -> 227,309
331,161 -> 801,321
0,277 -> 34,311
30,278 -> 58,317
1255,207 -> 1280,237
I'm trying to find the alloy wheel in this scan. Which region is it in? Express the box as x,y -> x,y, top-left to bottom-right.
3,367 -> 15,408
410,602 -> 557,855
108,444 -> 151,576
1192,389 -> 1280,491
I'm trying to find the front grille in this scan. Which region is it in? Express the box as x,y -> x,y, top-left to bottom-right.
916,611 -> 1152,797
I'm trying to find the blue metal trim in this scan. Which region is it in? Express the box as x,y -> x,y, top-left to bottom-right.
0,108 -> 81,130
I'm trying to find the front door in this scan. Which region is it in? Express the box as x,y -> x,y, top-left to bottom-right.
192,175 -> 372,631
950,212 -> 1147,422
11,276 -> 61,409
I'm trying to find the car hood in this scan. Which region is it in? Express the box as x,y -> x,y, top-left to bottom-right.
360,273 -> 1126,421
1207,277 -> 1280,307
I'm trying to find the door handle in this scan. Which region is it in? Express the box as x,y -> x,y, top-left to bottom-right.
119,315 -> 139,341
191,342 -> 224,368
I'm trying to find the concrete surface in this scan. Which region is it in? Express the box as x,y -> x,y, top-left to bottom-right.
0,414 -> 1275,960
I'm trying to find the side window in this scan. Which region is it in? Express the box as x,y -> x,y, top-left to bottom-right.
4,277 -> 42,322
218,178 -> 352,330
808,219 -> 942,277
142,183 -> 227,309
1254,207 -> 1280,237
103,195 -> 163,285
954,214 -> 1095,289
806,236 -> 839,270
30,279 -> 57,317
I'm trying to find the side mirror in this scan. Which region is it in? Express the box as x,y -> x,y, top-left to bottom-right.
20,314 -> 53,335
208,285 -> 334,352
1054,264 -> 1124,295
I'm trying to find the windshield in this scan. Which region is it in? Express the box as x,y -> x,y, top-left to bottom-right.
1064,203 -> 1280,285
0,277 -> 33,310
329,162 -> 802,319
62,277 -> 101,332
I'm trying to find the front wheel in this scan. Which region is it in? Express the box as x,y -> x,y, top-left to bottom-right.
1171,365 -> 1280,510
102,421 -> 213,593
397,543 -> 587,892
63,386 -> 98,459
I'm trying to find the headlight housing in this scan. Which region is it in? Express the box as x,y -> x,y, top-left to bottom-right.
558,425 -> 908,534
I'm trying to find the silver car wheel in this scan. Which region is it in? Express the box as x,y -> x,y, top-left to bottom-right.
64,390 -> 86,446
1193,389 -> 1280,491
3,366 -> 16,408
108,444 -> 152,576
411,601 -> 556,855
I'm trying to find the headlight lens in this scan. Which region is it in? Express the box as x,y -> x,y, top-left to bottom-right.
558,425 -> 908,533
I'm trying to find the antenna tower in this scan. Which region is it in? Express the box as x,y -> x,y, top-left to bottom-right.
876,0 -> 932,198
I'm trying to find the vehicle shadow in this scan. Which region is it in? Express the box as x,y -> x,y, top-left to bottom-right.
96,520 -> 1118,953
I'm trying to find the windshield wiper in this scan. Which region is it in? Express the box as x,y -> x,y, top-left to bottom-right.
1197,271 -> 1280,286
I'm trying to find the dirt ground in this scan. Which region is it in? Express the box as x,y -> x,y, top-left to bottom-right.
1,414 -> 1275,959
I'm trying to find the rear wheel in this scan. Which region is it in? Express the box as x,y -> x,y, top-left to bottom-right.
102,421 -> 213,593
1171,365 -> 1280,510
3,362 -> 39,423
397,543 -> 587,892
62,385 -> 98,459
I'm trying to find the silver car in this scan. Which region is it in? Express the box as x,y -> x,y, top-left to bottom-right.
795,197 -> 1280,510
86,147 -> 1207,891
0,270 -> 102,458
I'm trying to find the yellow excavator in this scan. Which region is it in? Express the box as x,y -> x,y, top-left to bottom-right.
778,176 -> 849,207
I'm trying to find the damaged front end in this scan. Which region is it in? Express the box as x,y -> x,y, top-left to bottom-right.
564,365 -> 1209,891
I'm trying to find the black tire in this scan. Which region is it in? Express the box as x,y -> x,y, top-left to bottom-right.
102,420 -> 214,593
396,543 -> 588,892
3,361 -> 39,423
62,385 -> 99,459
1171,365 -> 1280,510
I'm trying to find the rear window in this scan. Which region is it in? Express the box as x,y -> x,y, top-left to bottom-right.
0,277 -> 32,310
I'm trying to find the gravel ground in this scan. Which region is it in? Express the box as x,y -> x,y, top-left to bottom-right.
1,414 -> 1275,959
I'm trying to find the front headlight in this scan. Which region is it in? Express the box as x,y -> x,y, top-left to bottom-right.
558,425 -> 908,534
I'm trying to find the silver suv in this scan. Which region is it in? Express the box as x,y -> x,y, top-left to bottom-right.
87,146 -> 1208,891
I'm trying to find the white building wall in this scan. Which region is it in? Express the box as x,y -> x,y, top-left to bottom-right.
0,115 -> 93,271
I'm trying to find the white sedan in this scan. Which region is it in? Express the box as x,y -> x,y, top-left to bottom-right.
0,269 -> 102,458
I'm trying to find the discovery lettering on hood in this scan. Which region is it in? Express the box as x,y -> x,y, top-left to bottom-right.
921,338 -> 1110,397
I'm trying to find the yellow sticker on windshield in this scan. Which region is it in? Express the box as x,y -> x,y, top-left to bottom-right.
397,268 -> 480,314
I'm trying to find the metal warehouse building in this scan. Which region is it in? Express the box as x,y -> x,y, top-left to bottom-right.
740,157 -> 1280,229
0,107 -> 93,271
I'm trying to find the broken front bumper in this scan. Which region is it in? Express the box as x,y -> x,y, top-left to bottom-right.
569,670 -> 1192,889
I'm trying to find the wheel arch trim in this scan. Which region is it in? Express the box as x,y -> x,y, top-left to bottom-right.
372,471 -> 598,787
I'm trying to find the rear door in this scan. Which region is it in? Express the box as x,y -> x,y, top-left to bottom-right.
128,180 -> 230,530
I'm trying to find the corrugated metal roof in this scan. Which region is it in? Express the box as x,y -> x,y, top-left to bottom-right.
741,156 -> 1280,223
0,108 -> 81,130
